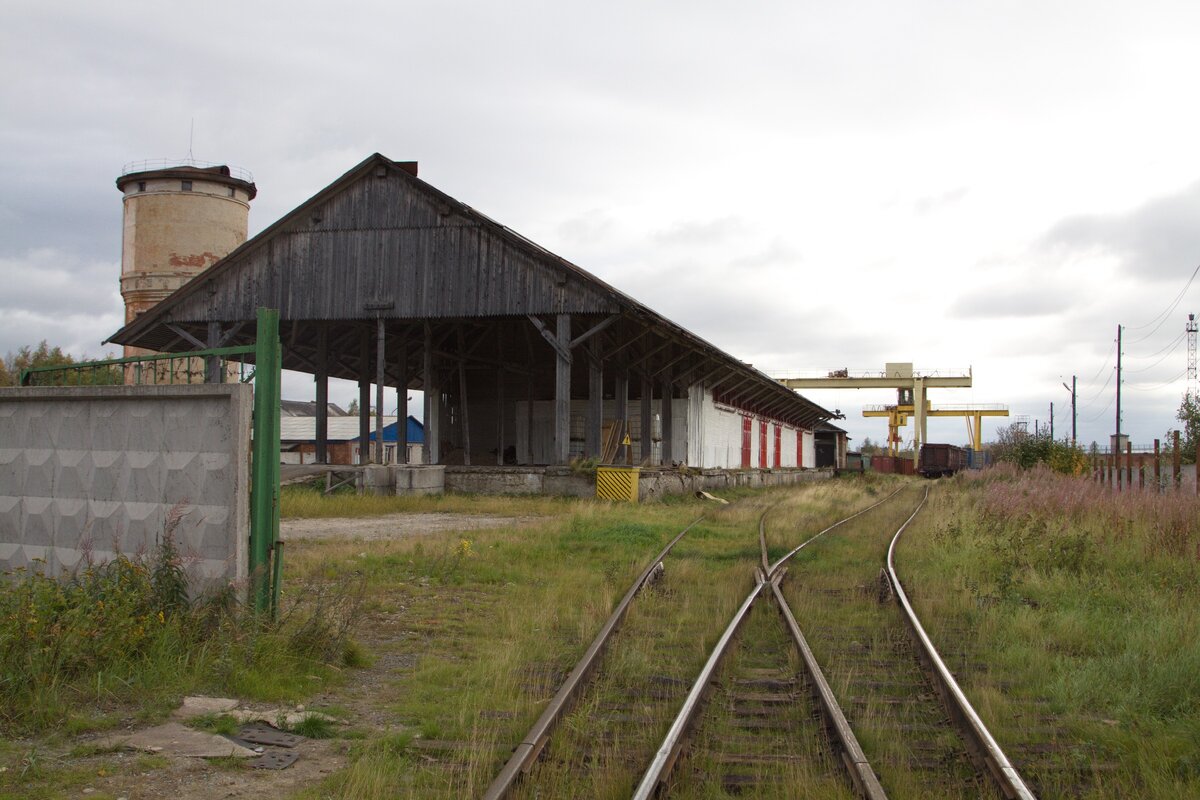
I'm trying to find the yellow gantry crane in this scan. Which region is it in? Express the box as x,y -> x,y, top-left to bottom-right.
863,402 -> 1009,455
777,362 -> 1004,463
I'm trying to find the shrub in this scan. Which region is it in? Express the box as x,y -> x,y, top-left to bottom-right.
0,532 -> 364,735
991,426 -> 1088,475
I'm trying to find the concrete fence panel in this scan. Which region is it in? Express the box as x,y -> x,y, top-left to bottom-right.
0,385 -> 251,591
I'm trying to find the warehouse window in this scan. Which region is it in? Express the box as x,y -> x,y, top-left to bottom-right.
137,181 -> 146,192
181,180 -> 193,191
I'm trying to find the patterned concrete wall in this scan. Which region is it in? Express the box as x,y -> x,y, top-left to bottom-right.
0,385 -> 251,591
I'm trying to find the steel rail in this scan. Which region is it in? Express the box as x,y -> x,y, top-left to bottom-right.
886,488 -> 1037,800
482,515 -> 707,800
769,575 -> 888,799
632,569 -> 768,800
634,488 -> 904,799
757,506 -> 773,573
767,485 -> 904,577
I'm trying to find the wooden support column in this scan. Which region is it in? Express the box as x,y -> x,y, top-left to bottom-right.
315,327 -> 329,464
661,377 -> 673,465
523,325 -> 535,465
496,327 -> 506,465
458,327 -> 472,466
614,373 -> 628,465
554,314 -> 572,465
586,339 -> 603,459
640,373 -> 653,465
205,321 -> 222,384
358,329 -> 371,464
396,339 -> 408,464
375,319 -> 386,465
496,371 -> 506,466
424,323 -> 440,465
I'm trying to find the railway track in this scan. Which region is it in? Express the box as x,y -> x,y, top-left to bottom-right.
484,481 -> 1034,799
486,486 -> 904,799
636,485 -> 1035,800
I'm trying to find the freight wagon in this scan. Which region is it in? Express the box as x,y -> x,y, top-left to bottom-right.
917,443 -> 968,478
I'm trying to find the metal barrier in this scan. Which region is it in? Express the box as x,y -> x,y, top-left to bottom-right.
596,465 -> 639,501
18,308 -> 282,615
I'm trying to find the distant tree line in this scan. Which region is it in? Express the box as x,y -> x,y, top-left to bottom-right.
0,342 -> 121,386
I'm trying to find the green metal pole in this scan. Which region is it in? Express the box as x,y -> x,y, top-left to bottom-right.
249,307 -> 281,614
270,540 -> 284,620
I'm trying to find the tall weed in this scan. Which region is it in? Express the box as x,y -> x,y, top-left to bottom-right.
0,531 -> 364,735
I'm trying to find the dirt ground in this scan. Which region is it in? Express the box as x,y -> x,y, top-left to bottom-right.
280,512 -> 547,542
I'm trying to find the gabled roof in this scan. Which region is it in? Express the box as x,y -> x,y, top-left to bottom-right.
107,153 -> 833,429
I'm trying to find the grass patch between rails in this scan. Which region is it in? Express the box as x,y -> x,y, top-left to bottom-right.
896,465 -> 1200,799
783,484 -> 999,800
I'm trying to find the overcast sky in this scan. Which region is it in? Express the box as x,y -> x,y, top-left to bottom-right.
4,1 -> 1200,449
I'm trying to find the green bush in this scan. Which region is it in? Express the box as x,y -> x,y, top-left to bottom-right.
993,430 -> 1088,475
0,533 -> 364,735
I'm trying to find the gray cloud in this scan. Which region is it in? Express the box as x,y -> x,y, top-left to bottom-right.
653,216 -> 746,246
0,249 -> 123,357
950,285 -> 1066,318
555,211 -> 617,247
4,0 -> 1200,447
1041,179 -> 1200,279
730,239 -> 801,270
914,186 -> 970,215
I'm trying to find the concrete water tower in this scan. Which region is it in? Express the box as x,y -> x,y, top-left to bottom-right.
115,160 -> 256,357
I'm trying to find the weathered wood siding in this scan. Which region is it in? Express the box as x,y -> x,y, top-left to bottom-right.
165,169 -> 620,322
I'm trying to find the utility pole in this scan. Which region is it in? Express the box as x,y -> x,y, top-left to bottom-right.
1050,401 -> 1054,441
1116,324 -> 1123,444
1062,375 -> 1076,445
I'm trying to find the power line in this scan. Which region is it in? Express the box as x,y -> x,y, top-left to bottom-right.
1077,366 -> 1115,409
1125,328 -> 1186,361
1084,340 -> 1116,384
1124,367 -> 1187,393
1082,392 -> 1115,422
1125,262 -> 1200,343
1124,331 -> 1187,374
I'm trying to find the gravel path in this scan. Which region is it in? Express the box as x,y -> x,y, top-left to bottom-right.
280,512 -> 548,541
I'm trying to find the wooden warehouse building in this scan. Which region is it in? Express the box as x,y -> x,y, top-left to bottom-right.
108,154 -> 833,472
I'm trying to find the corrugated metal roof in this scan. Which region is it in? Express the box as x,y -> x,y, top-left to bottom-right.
280,416 -> 396,442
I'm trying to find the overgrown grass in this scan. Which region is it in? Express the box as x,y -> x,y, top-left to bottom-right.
284,478 -> 898,799
281,481 -> 576,519
783,484 -> 1000,799
898,466 -> 1200,798
0,531 -> 364,737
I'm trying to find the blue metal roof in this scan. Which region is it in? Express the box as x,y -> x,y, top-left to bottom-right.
365,416 -> 425,444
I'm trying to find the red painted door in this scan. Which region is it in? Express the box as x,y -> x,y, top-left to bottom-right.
741,416 -> 752,468
797,431 -> 804,468
773,425 -> 782,468
759,420 -> 768,468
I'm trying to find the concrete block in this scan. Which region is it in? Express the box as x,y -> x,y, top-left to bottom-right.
543,466 -> 594,498
395,465 -> 444,495
391,465 -> 413,491
362,465 -> 393,496
444,466 -> 542,495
